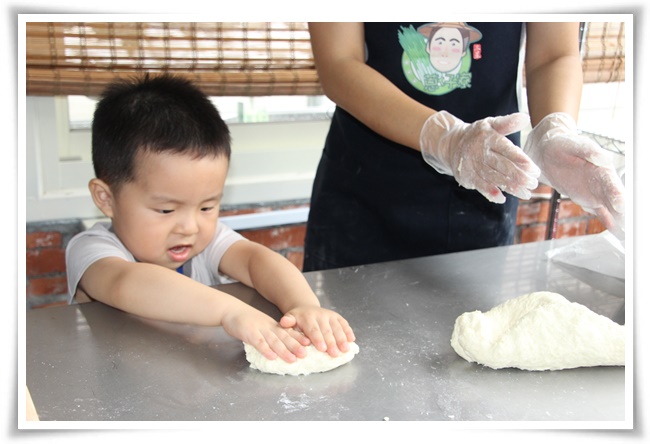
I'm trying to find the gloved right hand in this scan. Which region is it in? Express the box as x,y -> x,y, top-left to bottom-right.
420,111 -> 541,204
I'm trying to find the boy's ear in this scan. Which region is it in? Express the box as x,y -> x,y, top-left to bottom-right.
88,178 -> 115,218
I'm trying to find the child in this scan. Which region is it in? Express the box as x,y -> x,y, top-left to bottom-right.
65,74 -> 355,363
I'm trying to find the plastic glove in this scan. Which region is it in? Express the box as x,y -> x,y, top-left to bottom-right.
524,112 -> 625,239
420,111 -> 541,204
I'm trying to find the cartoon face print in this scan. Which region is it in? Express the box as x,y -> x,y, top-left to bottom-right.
399,22 -> 482,95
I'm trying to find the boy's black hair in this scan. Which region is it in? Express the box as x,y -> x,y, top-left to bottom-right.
91,73 -> 231,190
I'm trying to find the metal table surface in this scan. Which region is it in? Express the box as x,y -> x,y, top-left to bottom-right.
25,236 -> 627,422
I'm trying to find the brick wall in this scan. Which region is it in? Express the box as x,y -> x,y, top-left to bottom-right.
516,185 -> 607,243
25,192 -> 605,310
26,220 -> 85,310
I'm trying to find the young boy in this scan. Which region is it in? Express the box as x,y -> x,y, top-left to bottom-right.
65,74 -> 355,363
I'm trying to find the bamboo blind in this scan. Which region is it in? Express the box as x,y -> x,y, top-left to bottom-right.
25,22 -> 321,96
25,21 -> 626,97
581,22 -> 626,83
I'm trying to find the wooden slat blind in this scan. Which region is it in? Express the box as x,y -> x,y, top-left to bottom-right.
25,21 -> 626,97
25,22 -> 322,96
581,22 -> 626,83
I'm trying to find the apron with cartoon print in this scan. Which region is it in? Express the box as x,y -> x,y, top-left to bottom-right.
304,22 -> 525,271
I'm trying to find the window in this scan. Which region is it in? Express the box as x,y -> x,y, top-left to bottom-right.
27,94 -> 333,222
67,94 -> 334,130
24,21 -> 335,222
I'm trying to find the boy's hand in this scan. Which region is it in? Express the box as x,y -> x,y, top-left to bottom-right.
221,305 -> 311,363
280,307 -> 356,357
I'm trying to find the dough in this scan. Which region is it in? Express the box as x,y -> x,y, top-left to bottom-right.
450,291 -> 625,371
244,342 -> 360,376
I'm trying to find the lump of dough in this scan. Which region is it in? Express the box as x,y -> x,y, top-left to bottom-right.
450,291 -> 625,371
244,342 -> 360,376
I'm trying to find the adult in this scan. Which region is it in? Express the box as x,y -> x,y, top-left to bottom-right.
303,22 -> 624,272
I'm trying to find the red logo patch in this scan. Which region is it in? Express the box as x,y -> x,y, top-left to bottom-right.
472,44 -> 482,60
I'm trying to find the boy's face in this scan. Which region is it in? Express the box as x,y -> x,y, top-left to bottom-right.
107,150 -> 228,270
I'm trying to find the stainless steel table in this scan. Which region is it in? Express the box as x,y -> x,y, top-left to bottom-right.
25,236 -> 627,422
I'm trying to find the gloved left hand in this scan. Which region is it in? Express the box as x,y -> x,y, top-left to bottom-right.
524,112 -> 625,239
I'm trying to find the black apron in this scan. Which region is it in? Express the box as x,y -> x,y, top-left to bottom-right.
304,22 -> 524,271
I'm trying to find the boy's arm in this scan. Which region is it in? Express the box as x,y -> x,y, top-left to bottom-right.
219,240 -> 356,355
77,257 -> 308,362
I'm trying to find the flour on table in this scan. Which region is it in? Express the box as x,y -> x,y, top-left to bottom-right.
244,342 -> 359,376
450,291 -> 625,371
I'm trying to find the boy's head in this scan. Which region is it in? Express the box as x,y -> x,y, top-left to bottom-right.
91,74 -> 231,192
89,74 -> 232,269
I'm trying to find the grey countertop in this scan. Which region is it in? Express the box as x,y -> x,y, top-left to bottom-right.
25,236 -> 627,422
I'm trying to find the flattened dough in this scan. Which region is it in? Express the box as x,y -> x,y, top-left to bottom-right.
244,342 -> 360,376
451,291 -> 625,371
